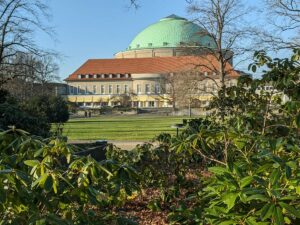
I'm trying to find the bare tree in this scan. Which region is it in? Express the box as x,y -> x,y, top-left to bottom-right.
185,0 -> 255,117
3,53 -> 59,101
161,69 -> 220,116
35,55 -> 59,87
187,0 -> 253,84
0,0 -> 53,88
261,0 -> 300,49
160,73 -> 178,111
129,0 -> 139,9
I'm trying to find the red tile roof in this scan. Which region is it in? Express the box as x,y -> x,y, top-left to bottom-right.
65,56 -> 239,81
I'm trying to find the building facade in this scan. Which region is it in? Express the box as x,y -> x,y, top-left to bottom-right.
64,15 -> 239,109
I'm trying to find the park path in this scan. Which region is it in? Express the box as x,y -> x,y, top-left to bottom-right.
68,140 -> 145,150
108,140 -> 145,150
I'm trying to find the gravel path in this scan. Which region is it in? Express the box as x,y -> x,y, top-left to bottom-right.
68,140 -> 146,150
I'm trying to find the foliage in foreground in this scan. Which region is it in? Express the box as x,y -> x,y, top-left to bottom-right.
108,49 -> 300,224
0,128 -> 139,224
167,50 -> 300,224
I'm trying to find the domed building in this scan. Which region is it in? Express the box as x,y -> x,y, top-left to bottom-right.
65,15 -> 238,110
115,14 -> 216,59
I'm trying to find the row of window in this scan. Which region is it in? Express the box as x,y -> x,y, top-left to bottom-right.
257,86 -> 275,91
69,84 -> 161,95
77,101 -> 158,108
77,74 -> 131,79
69,85 -> 127,95
136,84 -> 161,94
127,41 -> 211,49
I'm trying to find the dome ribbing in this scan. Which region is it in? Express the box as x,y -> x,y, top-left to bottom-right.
128,14 -> 215,50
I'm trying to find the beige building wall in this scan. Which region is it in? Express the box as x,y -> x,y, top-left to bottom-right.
65,74 -> 238,108
114,48 -> 195,59
114,48 -> 234,65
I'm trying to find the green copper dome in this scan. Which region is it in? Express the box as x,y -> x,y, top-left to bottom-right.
128,14 -> 215,50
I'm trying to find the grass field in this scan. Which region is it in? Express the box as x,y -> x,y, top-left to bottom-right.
63,115 -> 190,141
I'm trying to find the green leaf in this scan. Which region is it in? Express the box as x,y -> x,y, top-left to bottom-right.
286,161 -> 297,170
234,138 -> 247,149
284,216 -> 292,224
278,202 -> 300,218
246,194 -> 269,202
296,186 -> 300,195
34,148 -> 44,157
37,173 -> 48,187
274,206 -> 284,225
261,203 -> 275,221
15,170 -> 30,186
219,221 -> 237,225
240,176 -> 253,188
51,174 -> 58,194
24,160 -> 40,167
98,164 -> 113,177
147,199 -> 161,212
35,219 -> 46,225
222,193 -> 239,211
270,168 -> 280,185
44,175 -> 53,192
246,217 -> 269,225
256,164 -> 272,173
296,113 -> 300,128
285,165 -> 292,179
208,166 -> 228,175
66,153 -> 71,164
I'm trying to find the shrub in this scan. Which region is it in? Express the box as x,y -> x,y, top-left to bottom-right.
23,95 -> 69,124
168,49 -> 300,225
0,127 -> 139,224
0,102 -> 50,137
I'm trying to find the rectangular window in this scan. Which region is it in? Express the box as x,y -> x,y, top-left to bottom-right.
78,85 -> 81,95
93,85 -> 96,94
145,84 -> 150,94
109,85 -> 113,94
101,85 -> 105,94
211,84 -> 215,91
116,85 -> 120,94
155,84 -> 160,94
148,101 -> 155,107
124,85 -> 128,94
137,84 -> 141,94
207,84 -> 212,92
85,86 -> 88,94
69,86 -> 73,94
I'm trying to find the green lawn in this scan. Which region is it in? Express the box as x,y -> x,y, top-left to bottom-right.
63,115 -> 191,141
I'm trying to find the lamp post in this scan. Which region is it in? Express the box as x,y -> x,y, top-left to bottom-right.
171,123 -> 185,137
